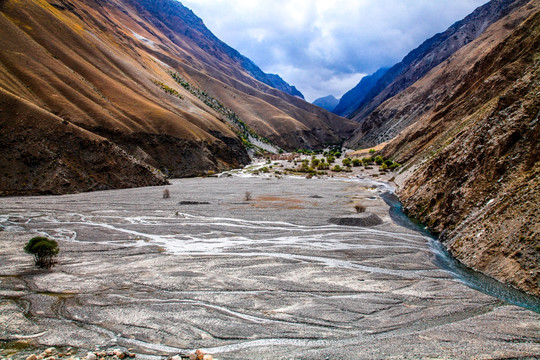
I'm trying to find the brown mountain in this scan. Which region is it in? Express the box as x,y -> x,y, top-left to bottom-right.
372,2 -> 539,296
0,0 -> 357,195
345,0 -> 530,147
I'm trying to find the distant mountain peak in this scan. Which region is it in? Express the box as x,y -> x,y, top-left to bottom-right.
312,95 -> 340,112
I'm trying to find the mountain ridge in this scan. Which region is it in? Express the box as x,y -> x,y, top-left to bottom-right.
344,0 -> 530,141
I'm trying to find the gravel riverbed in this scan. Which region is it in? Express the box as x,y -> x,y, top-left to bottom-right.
1,173 -> 539,359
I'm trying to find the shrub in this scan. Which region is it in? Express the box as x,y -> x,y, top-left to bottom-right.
163,188 -> 170,199
374,156 -> 384,165
342,158 -> 352,167
352,158 -> 361,167
332,165 -> 342,172
261,167 -> 269,173
326,156 -> 335,164
244,191 -> 252,201
334,152 -> 342,158
311,158 -> 320,167
24,237 -> 59,269
362,157 -> 373,165
317,162 -> 329,170
369,149 -> 376,154
354,203 -> 366,213
383,159 -> 394,167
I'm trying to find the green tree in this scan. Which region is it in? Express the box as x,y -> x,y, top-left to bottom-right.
24,236 -> 59,269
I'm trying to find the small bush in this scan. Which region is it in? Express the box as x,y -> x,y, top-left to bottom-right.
374,156 -> 384,165
342,158 -> 352,167
352,158 -> 361,167
326,156 -> 335,164
163,188 -> 170,199
244,191 -> 252,201
24,237 -> 59,269
354,203 -> 366,213
332,165 -> 342,172
369,149 -> 376,154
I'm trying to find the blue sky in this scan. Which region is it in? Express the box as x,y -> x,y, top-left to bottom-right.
180,0 -> 487,102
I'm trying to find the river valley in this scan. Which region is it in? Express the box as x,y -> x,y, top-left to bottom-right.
0,174 -> 539,359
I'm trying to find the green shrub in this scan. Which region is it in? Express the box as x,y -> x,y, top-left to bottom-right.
311,158 -> 320,167
342,158 -> 352,167
24,237 -> 59,269
369,149 -> 376,154
332,165 -> 342,172
326,156 -> 335,164
352,158 -> 361,166
374,156 -> 384,165
317,162 -> 329,170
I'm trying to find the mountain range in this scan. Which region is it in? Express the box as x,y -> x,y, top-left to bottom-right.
0,0 -> 356,195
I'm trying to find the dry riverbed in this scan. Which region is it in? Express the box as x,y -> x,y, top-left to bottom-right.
1,168 -> 539,359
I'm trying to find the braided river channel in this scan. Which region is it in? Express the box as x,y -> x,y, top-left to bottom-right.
1,175 -> 539,359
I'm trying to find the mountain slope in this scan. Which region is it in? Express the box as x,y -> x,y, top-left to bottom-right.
333,67 -> 387,117
313,95 -> 339,112
344,0 -> 529,139
0,0 -> 356,195
379,3 -> 540,296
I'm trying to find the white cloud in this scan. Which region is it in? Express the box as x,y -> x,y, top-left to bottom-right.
180,0 -> 487,101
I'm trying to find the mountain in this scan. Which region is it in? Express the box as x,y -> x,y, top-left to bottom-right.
343,0 -> 530,143
312,95 -> 339,112
129,0 -> 305,100
332,67 -> 388,117
0,0 -> 357,195
362,1 -> 539,295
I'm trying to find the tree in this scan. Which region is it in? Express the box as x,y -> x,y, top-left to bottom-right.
24,236 -> 59,268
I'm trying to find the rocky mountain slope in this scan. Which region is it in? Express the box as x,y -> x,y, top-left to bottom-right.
377,2 -> 539,296
0,0 -> 356,195
332,67 -> 387,117
312,95 -> 339,112
344,0 -> 529,148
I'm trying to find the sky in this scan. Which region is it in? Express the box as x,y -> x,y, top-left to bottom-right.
180,0 -> 488,102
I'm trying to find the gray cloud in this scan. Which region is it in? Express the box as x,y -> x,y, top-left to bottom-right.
180,0 -> 487,101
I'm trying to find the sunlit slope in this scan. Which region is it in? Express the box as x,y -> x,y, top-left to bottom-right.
0,0 -> 356,195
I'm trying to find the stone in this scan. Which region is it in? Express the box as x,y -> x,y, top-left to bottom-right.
45,348 -> 55,355
128,354 -> 135,358
171,356 -> 182,360
86,353 -> 96,360
202,355 -> 213,360
26,354 -> 38,360
195,350 -> 205,360
189,353 -> 197,360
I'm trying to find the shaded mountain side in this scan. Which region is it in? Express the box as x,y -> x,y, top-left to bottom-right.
346,0 -> 529,127
126,0 -> 304,99
0,0 -> 356,195
312,95 -> 340,112
0,88 -> 168,196
382,7 -> 540,296
332,67 -> 387,117
345,2 -> 536,149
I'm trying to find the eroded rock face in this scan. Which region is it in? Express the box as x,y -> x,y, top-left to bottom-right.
388,8 -> 540,296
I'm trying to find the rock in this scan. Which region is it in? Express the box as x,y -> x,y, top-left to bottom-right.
26,354 -> 38,360
189,353 -> 197,360
86,352 -> 97,360
128,354 -> 135,358
45,348 -> 55,355
328,213 -> 383,227
195,350 -> 205,360
202,355 -> 213,360
171,356 -> 182,360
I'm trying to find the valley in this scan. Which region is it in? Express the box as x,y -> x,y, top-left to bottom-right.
1,171 -> 539,359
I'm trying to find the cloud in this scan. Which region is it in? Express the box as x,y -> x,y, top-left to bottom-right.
180,0 -> 487,101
